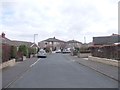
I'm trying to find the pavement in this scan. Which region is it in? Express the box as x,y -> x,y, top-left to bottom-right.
2,57 -> 38,88
63,54 -> 118,81
2,53 -> 118,88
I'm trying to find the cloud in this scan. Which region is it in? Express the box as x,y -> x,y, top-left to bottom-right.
1,0 -> 118,43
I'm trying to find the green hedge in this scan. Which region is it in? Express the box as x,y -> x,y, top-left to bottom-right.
18,45 -> 28,56
28,47 -> 36,56
10,46 -> 17,59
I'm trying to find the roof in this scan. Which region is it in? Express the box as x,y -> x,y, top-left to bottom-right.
1,33 -> 38,47
30,43 -> 39,48
43,37 -> 65,42
93,34 -> 120,45
11,40 -> 33,47
67,40 -> 82,44
1,35 -> 13,45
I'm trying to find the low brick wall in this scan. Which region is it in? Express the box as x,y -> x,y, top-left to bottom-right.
22,56 -> 26,61
88,56 -> 119,67
0,59 -> 16,69
78,53 -> 91,58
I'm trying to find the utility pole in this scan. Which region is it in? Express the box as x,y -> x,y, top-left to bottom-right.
34,34 -> 38,44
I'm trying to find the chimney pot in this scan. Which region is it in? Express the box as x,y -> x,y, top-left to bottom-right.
2,32 -> 5,38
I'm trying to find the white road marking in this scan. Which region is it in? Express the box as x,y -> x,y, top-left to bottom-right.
30,58 -> 41,67
83,58 -> 88,60
68,59 -> 76,62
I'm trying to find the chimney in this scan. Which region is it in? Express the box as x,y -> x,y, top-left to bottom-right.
2,32 -> 5,38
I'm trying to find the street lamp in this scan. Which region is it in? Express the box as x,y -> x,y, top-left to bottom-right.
34,34 -> 38,44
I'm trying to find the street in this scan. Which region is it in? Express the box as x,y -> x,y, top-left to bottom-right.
4,53 -> 118,88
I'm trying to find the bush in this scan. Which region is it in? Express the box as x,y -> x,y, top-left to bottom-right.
75,47 -> 80,53
28,48 -> 35,54
10,46 -> 17,59
28,47 -> 37,57
79,47 -> 90,53
18,45 -> 28,57
45,46 -> 51,53
72,50 -> 78,55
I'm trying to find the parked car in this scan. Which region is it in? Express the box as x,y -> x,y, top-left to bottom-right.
62,49 -> 71,54
37,49 -> 47,58
55,49 -> 61,53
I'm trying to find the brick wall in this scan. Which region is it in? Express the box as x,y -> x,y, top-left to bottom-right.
2,44 -> 11,62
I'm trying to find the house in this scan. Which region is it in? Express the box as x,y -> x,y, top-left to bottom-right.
93,34 -> 120,45
38,37 -> 84,51
66,40 -> 82,49
38,37 -> 65,51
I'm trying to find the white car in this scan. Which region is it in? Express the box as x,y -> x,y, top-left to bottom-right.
55,49 -> 61,53
37,49 -> 47,58
62,49 -> 71,54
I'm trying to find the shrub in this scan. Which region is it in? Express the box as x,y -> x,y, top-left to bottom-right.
79,47 -> 90,53
45,46 -> 51,53
72,50 -> 78,56
74,47 -> 80,53
18,45 -> 28,57
10,46 -> 17,59
28,47 -> 37,57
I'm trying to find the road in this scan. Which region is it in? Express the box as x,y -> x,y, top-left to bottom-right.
5,53 -> 118,88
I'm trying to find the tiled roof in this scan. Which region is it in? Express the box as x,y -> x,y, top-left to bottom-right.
11,40 -> 33,47
1,36 -> 13,45
1,34 -> 38,47
67,40 -> 82,44
44,37 -> 65,42
93,35 -> 120,45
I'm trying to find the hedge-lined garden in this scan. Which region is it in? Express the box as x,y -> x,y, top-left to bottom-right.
2,44 -> 37,63
71,47 -> 91,56
90,44 -> 120,60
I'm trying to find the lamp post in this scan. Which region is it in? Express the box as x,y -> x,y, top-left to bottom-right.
84,36 -> 86,44
34,34 -> 38,44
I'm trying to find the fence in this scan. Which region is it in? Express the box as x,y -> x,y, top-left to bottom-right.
90,44 -> 120,60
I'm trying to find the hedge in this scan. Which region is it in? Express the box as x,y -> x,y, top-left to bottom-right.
10,46 -> 17,59
18,45 -> 28,57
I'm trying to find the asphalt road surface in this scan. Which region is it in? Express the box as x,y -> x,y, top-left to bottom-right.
8,53 -> 118,88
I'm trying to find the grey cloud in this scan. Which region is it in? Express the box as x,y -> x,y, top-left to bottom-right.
1,0 -> 118,43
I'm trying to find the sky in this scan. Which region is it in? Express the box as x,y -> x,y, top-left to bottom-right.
0,0 -> 118,44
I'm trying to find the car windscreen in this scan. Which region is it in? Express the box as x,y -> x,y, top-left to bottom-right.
39,51 -> 45,54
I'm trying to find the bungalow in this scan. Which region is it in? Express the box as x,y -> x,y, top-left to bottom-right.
12,40 -> 38,49
93,34 -> 120,45
1,33 -> 38,48
1,33 -> 38,60
90,34 -> 120,60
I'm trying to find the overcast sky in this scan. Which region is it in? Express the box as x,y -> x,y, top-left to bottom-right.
0,0 -> 118,43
